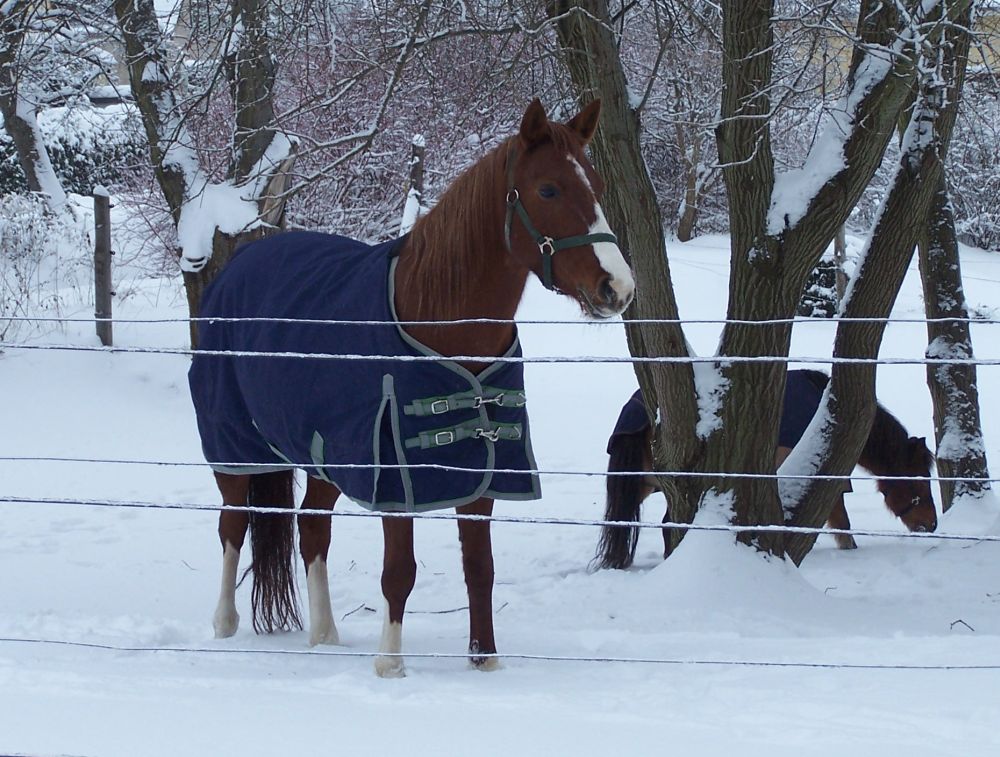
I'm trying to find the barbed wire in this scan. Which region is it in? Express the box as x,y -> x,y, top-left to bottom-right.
1,494 -> 996,543
0,454 -> 992,485
0,634 -> 995,670
3,341 -> 1000,367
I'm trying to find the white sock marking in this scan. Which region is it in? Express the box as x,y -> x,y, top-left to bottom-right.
374,601 -> 405,678
306,556 -> 339,646
213,543 -> 241,638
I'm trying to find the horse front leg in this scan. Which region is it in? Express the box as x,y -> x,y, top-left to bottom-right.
827,495 -> 858,550
213,472 -> 250,638
457,497 -> 498,670
299,477 -> 341,646
375,514 -> 416,678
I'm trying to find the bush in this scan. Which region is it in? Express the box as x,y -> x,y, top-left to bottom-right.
0,101 -> 145,196
0,194 -> 89,343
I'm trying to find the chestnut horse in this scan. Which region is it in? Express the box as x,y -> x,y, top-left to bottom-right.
190,99 -> 634,676
597,370 -> 937,570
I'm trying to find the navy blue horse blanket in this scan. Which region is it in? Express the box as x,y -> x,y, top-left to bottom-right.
610,370 -> 830,451
189,231 -> 541,512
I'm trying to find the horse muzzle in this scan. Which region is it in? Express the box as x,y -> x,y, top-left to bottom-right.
589,273 -> 634,318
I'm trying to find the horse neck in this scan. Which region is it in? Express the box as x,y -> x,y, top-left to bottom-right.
856,405 -> 910,478
394,141 -> 527,362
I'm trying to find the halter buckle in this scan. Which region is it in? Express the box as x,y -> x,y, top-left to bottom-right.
539,237 -> 555,257
506,189 -> 519,205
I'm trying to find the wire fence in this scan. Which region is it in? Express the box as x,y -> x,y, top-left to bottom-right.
3,312 -> 999,672
5,340 -> 1000,367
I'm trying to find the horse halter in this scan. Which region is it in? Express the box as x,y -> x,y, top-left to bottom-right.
503,144 -> 618,291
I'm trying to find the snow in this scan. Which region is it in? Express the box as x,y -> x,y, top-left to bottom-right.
14,93 -> 68,213
3,229 -> 1000,755
768,37 -> 900,236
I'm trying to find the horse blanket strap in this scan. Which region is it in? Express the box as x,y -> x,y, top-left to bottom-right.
405,420 -> 523,451
189,231 -> 541,513
503,144 -> 618,290
403,387 -> 527,417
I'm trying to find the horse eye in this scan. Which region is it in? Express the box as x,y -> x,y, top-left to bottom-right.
538,184 -> 559,199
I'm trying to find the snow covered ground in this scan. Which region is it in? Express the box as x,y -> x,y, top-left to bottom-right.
2,226 -> 1000,756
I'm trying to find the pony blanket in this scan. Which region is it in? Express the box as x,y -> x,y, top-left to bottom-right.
609,370 -> 826,450
189,231 -> 541,512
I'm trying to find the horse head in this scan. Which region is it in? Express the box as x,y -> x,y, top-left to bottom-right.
879,435 -> 938,533
505,99 -> 635,318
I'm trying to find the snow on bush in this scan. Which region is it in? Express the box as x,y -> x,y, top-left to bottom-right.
0,101 -> 144,197
0,194 -> 89,343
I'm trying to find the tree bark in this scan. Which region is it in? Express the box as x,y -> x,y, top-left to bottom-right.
915,2 -> 989,511
548,0 -> 935,560
114,0 -> 296,346
545,0 -> 702,546
783,0 -> 974,563
0,1 -> 68,213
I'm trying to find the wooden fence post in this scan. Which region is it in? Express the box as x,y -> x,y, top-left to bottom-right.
94,188 -> 113,347
400,134 -> 426,234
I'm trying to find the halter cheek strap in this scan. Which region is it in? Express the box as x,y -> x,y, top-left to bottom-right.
503,145 -> 619,291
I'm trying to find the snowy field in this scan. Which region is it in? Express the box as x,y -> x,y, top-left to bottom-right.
3,217 -> 1000,756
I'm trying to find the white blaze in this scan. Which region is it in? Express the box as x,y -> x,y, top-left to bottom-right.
570,157 -> 635,311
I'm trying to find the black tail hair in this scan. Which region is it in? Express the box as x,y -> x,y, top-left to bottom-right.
245,470 -> 302,633
595,431 -> 650,570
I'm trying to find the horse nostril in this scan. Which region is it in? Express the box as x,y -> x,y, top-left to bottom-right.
600,277 -> 616,305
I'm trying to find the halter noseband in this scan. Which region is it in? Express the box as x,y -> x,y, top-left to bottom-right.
503,144 -> 618,291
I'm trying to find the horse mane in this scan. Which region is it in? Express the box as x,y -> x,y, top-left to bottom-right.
404,123 -> 585,321
404,139 -> 509,321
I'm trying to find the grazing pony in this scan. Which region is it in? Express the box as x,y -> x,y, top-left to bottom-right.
597,369 -> 937,569
189,99 -> 635,676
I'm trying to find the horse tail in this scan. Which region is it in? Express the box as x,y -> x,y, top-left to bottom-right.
596,430 -> 650,570
245,470 -> 302,633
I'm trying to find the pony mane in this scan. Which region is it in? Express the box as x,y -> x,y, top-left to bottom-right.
795,369 -> 932,476
862,404 -> 929,475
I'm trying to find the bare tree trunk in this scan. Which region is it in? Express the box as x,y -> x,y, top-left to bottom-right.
0,1 -> 67,213
550,0 -> 937,562
783,0 -> 974,563
114,0 -> 296,346
545,0 -> 702,546
919,175 -> 990,510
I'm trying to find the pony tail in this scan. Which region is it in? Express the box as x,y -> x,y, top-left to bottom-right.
595,431 -> 649,570
245,470 -> 302,633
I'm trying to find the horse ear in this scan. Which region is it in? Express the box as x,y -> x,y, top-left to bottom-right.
566,99 -> 601,145
519,98 -> 550,147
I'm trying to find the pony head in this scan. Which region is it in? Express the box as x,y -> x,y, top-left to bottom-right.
505,99 -> 634,318
878,435 -> 937,533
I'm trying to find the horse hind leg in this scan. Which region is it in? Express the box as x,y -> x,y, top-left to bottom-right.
375,514 -> 416,678
827,496 -> 858,550
213,472 -> 251,638
458,498 -> 499,671
299,476 -> 341,646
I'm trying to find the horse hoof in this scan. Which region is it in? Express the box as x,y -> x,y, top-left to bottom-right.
308,625 -> 340,646
835,535 -> 858,550
213,610 -> 239,638
374,655 -> 406,678
470,655 -> 501,672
